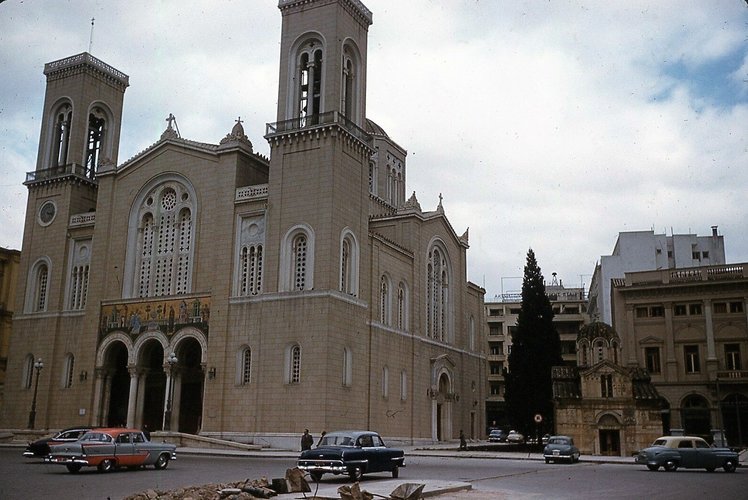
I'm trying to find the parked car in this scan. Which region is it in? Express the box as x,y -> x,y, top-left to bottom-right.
297,430 -> 405,481
634,436 -> 739,472
45,428 -> 176,473
23,426 -> 93,458
543,435 -> 580,463
488,429 -> 507,442
506,430 -> 524,443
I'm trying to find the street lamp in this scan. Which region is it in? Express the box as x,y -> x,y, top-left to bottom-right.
163,352 -> 178,431
27,358 -> 44,429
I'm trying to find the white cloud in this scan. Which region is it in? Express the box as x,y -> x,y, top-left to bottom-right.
1,0 -> 746,296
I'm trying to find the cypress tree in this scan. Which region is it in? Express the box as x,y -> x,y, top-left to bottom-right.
504,248 -> 563,440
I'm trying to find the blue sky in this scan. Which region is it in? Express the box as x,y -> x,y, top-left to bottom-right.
1,0 -> 746,297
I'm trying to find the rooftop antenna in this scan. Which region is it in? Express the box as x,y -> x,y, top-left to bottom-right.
88,17 -> 95,53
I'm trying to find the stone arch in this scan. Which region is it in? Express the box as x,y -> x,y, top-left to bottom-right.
596,412 -> 622,456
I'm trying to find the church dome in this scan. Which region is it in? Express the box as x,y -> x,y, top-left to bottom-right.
365,118 -> 389,139
577,321 -> 619,342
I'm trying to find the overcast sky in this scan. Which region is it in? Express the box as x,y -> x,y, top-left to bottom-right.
1,0 -> 746,298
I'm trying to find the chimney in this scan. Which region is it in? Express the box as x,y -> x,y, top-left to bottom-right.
711,225 -> 718,237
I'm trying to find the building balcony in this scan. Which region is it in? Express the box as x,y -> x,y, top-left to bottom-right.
265,111 -> 372,148
25,163 -> 96,186
717,370 -> 748,382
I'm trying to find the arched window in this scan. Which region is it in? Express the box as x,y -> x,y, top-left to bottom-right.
427,244 -> 450,341
236,215 -> 265,296
280,225 -> 315,292
51,103 -> 72,168
238,347 -> 251,385
380,275 -> 391,325
340,41 -> 361,124
63,353 -> 75,389
397,282 -> 408,331
382,365 -> 389,398
132,180 -> 195,298
469,316 -> 476,351
342,347 -> 352,387
339,230 -> 358,296
240,245 -> 263,295
297,44 -> 323,125
22,354 -> 34,389
68,239 -> 91,310
400,370 -> 408,401
286,344 -> 301,384
293,234 -> 308,291
36,264 -> 49,312
85,111 -> 106,172
26,259 -> 51,313
595,339 -> 605,363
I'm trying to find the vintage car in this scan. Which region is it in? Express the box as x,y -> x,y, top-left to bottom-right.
23,426 -> 92,458
506,430 -> 524,443
297,430 -> 405,481
543,435 -> 580,463
488,429 -> 507,442
45,428 -> 177,473
635,436 -> 739,472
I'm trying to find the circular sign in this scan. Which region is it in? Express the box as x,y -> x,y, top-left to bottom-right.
534,414 -> 543,423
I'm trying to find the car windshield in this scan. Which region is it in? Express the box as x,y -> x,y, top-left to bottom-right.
548,437 -> 569,445
652,439 -> 668,446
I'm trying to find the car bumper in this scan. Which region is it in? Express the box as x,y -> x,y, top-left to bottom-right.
45,455 -> 90,466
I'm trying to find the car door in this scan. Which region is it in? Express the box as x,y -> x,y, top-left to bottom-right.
114,432 -> 138,466
694,438 -> 718,469
676,439 -> 698,468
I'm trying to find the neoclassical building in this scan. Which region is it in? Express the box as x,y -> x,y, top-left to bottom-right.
2,0 -> 486,447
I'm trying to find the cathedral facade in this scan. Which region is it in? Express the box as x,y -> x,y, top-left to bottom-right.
2,0 -> 486,446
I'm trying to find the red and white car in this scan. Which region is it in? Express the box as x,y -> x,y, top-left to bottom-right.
45,428 -> 176,473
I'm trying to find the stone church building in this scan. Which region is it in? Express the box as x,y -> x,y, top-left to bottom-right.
2,0 -> 486,447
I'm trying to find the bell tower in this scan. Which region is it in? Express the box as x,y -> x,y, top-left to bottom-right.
20,53 -> 128,313
264,0 -> 374,295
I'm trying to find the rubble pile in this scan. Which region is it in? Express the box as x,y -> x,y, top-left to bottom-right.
123,469 -> 310,500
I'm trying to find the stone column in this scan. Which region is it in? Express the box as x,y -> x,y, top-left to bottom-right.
126,365 -> 139,428
92,368 -> 107,426
704,300 -> 718,378
664,303 -> 677,381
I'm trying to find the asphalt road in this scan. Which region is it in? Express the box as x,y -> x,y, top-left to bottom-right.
1,448 -> 745,500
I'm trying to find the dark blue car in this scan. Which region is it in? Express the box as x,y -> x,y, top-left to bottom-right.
297,430 -> 405,481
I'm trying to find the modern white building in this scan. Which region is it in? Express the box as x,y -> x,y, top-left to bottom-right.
588,228 -> 725,324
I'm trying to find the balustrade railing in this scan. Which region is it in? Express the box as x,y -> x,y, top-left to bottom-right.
26,163 -> 95,184
266,111 -> 372,146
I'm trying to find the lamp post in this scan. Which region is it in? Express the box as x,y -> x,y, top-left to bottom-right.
163,352 -> 178,431
27,358 -> 44,429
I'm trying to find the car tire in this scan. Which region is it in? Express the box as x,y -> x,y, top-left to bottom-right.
664,460 -> 678,472
310,472 -> 323,482
98,459 -> 115,473
646,464 -> 659,471
66,464 -> 82,473
723,460 -> 737,473
349,466 -> 363,481
392,467 -> 399,478
154,453 -> 170,470
545,458 -> 550,464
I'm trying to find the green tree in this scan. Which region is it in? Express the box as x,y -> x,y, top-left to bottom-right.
504,248 -> 562,440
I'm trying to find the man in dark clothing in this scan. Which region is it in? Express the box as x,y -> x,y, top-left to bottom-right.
301,429 -> 313,451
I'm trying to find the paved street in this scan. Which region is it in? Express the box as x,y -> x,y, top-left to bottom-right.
1,445 -> 745,500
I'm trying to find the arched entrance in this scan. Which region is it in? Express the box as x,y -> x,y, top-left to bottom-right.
139,339 -> 166,431
681,394 -> 711,440
434,372 -> 453,441
104,341 -> 129,427
597,414 -> 621,456
721,393 -> 748,447
176,337 -> 204,434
